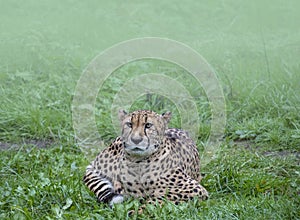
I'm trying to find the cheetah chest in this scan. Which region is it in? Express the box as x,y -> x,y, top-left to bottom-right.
118,156 -> 171,197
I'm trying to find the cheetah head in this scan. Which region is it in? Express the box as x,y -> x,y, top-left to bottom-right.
118,110 -> 172,158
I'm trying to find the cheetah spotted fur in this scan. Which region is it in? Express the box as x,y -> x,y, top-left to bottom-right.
83,110 -> 208,207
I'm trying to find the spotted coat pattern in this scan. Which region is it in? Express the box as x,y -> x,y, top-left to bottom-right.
83,110 -> 208,206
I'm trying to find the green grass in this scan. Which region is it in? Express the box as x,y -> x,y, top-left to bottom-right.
1,0 -> 300,219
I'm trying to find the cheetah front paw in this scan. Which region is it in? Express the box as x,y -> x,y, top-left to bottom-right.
109,194 -> 124,207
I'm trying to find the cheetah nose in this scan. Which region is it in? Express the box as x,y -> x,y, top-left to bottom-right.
131,137 -> 143,145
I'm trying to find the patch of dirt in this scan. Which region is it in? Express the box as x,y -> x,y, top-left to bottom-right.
233,140 -> 263,152
0,139 -> 56,150
233,140 -> 300,159
263,150 -> 300,159
233,140 -> 255,149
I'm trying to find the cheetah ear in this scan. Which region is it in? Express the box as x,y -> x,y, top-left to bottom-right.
118,109 -> 128,122
161,111 -> 172,124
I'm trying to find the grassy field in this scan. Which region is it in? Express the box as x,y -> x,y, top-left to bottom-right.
1,0 -> 300,219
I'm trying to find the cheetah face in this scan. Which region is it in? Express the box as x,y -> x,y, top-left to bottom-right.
118,110 -> 171,158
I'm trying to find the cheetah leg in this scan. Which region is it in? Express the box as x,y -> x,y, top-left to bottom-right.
153,168 -> 208,203
129,169 -> 208,215
83,164 -> 124,206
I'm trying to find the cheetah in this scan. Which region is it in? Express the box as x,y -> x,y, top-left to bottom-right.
83,110 -> 208,207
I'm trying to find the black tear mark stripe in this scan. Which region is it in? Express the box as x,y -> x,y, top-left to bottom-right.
143,113 -> 150,147
127,114 -> 134,136
143,113 -> 148,136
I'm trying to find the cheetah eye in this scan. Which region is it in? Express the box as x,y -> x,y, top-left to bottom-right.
145,123 -> 153,129
125,122 -> 132,128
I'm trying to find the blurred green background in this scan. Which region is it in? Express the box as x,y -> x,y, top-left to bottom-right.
1,0 -> 299,142
0,1 -> 299,219
1,0 -> 299,76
